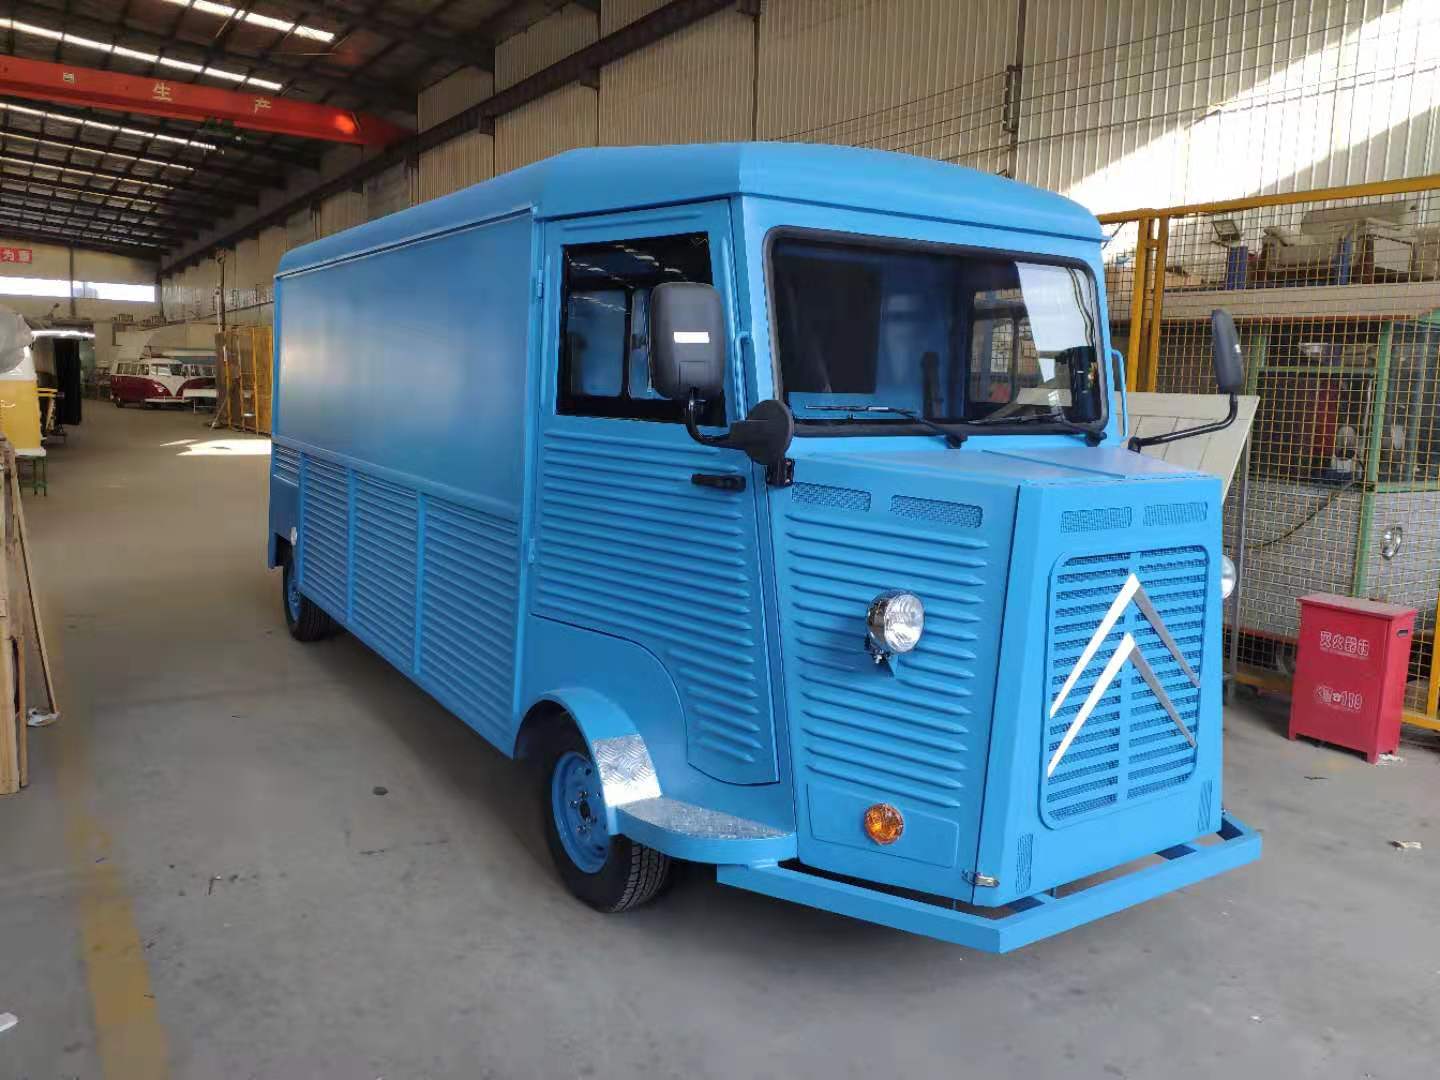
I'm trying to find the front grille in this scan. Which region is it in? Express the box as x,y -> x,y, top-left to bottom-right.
1042,545 -> 1208,825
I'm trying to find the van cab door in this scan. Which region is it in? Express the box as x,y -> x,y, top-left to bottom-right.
532,203 -> 781,785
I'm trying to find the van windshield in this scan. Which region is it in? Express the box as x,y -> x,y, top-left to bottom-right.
769,233 -> 1105,434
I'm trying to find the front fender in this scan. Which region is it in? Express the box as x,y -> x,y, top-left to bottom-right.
526,687 -> 661,834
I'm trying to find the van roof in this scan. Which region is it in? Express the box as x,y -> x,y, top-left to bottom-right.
278,143 -> 1101,276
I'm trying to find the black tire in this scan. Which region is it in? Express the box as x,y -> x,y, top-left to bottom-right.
113,397 -> 124,408
538,723 -> 671,913
281,549 -> 340,642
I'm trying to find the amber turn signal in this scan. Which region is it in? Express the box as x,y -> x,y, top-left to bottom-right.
863,803 -> 904,845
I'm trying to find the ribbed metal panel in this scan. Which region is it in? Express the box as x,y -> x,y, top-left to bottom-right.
417,132 -> 495,203
599,4 -> 755,145
533,427 -> 775,782
495,88 -> 598,174
300,456 -> 349,619
318,190 -> 365,238
419,66 -> 495,130
351,475 -> 419,668
286,208 -> 315,251
1015,0 -> 1431,210
420,498 -> 521,745
783,505 -> 994,809
755,0 -> 1013,169
1043,545 -> 1208,825
496,2 -> 598,90
365,161 -> 411,221
271,444 -> 299,487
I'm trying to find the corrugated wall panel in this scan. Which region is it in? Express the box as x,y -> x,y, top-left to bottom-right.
366,160 -> 411,219
497,3 -> 598,89
318,191 -> 365,238
1015,0 -> 1438,212
755,0 -> 1014,169
419,66 -> 495,129
417,132 -> 496,202
599,5 -> 756,144
495,87 -> 597,173
286,207 -> 316,250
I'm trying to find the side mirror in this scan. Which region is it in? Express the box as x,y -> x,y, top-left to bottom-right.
650,281 -> 727,401
1211,308 -> 1244,394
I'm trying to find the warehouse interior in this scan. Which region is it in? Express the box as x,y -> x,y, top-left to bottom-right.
1,1 -> 1438,1077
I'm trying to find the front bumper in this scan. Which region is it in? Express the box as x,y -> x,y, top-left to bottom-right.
718,813 -> 1260,953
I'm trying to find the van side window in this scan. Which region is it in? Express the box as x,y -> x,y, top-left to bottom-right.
557,232 -> 723,424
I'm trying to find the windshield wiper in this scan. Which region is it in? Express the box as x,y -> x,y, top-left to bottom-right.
966,409 -> 1098,438
804,404 -> 966,447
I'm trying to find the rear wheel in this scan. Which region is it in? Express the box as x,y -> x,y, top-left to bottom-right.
538,724 -> 671,913
112,396 -> 124,408
281,549 -> 339,642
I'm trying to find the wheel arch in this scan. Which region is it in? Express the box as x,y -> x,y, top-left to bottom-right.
515,688 -> 661,830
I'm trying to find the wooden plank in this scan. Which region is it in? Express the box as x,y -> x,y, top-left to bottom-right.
0,451 -> 15,795
8,450 -> 57,718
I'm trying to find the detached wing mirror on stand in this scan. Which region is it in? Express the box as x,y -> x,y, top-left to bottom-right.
650,282 -> 795,485
1130,308 -> 1243,452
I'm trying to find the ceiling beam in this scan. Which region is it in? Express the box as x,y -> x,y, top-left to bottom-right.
0,195 -> 192,243
0,128 -> 259,205
0,188 -> 197,234
0,159 -> 234,220
10,1 -> 418,112
292,0 -> 495,70
0,175 -> 214,230
0,97 -> 324,171
0,216 -> 164,253
164,0 -> 736,273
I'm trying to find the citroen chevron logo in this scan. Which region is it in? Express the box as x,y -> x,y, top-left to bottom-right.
1047,573 -> 1200,778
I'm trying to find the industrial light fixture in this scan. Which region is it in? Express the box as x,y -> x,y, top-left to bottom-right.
158,0 -> 336,44
1210,217 -> 1242,245
0,102 -> 219,152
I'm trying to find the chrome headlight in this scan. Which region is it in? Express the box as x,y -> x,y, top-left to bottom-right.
1381,525 -> 1404,560
1220,554 -> 1237,599
866,591 -> 925,660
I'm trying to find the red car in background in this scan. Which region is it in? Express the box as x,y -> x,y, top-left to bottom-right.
111,353 -> 216,408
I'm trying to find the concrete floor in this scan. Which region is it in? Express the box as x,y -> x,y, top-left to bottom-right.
1,405 -> 1438,1080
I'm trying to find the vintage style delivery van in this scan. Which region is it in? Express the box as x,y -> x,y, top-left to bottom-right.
267,144 -> 1259,951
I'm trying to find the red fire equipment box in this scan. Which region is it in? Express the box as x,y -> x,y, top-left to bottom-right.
1289,594 -> 1417,762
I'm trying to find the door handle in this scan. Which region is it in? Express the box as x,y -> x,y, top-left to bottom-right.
691,472 -> 746,492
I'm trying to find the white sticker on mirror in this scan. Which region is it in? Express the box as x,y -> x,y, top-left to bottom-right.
673,331 -> 710,344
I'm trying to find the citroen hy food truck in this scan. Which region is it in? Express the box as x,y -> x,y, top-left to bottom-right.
268,144 -> 1260,951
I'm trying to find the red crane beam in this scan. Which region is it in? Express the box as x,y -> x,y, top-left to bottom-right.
0,55 -> 410,148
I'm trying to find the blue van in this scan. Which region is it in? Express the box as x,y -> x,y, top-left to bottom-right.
267,144 -> 1259,952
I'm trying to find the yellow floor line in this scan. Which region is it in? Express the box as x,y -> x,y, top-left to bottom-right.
55,662 -> 169,1077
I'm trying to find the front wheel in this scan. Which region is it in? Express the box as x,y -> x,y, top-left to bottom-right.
112,396 -> 124,408
281,549 -> 339,642
539,725 -> 671,913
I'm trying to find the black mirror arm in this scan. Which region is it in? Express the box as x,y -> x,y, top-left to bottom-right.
684,390 -> 732,449
1128,392 -> 1238,452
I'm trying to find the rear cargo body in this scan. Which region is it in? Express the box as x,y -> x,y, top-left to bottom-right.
268,144 -> 1258,950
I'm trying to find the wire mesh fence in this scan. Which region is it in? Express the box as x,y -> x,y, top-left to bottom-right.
1103,182 -> 1440,727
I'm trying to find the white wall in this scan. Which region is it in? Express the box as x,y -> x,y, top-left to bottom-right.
0,235 -> 158,322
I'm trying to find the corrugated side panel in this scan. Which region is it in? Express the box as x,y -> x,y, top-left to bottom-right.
533,427 -> 776,783
496,3 -> 598,89
351,475 -> 419,669
495,87 -> 597,174
417,132 -> 495,203
755,0 -> 1013,167
300,456 -> 349,618
318,190 -> 365,238
1015,0 -> 1428,212
420,498 -> 521,745
271,444 -> 299,487
598,3 -> 755,145
419,66 -> 495,129
1043,545 -> 1208,825
783,505 -> 993,811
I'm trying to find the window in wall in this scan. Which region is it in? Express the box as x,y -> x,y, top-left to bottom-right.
0,277 -> 155,302
557,232 -> 723,424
